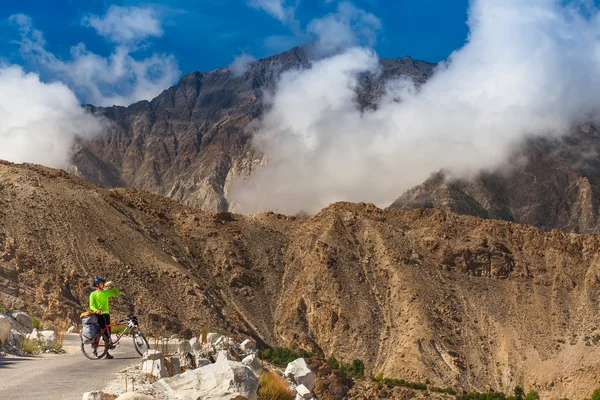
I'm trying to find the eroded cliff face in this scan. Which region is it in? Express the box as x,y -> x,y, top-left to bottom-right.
70,48 -> 434,212
390,125 -> 600,234
2,161 -> 600,398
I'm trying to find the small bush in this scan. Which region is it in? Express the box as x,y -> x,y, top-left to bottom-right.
20,338 -> 42,354
258,370 -> 295,400
374,372 -> 384,382
430,386 -> 457,395
341,359 -> 365,377
259,347 -> 313,365
32,317 -> 42,330
592,388 -> 600,400
0,304 -> 6,311
514,386 -> 525,400
456,391 -> 507,400
380,377 -> 427,391
524,390 -> 539,400
327,356 -> 340,369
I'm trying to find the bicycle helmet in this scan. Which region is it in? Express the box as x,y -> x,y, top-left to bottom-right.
93,277 -> 106,287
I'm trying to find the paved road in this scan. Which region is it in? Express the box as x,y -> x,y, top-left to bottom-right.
0,334 -> 143,400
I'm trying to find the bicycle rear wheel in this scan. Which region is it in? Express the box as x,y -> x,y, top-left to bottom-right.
80,332 -> 109,360
132,330 -> 150,357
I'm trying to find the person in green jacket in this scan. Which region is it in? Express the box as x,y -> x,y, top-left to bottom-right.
90,277 -> 120,359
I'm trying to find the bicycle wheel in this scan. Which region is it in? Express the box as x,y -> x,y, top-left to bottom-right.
80,333 -> 109,360
132,330 -> 150,357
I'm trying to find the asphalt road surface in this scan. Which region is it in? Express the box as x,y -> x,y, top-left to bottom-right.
0,334 -> 143,400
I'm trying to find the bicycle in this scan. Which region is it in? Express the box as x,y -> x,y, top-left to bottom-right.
80,313 -> 150,360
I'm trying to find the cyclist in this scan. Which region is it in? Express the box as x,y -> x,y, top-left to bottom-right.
90,277 -> 120,359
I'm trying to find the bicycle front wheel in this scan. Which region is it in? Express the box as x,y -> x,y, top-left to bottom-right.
80,333 -> 108,360
132,330 -> 150,357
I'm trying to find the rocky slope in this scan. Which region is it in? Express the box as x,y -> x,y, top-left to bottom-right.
390,124 -> 600,234
70,47 -> 435,212
3,161 -> 600,398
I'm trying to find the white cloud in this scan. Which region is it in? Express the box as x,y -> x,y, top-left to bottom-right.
307,1 -> 381,56
11,10 -> 180,107
82,5 -> 163,44
248,0 -> 291,23
230,53 -> 257,77
231,0 -> 600,214
0,65 -> 102,168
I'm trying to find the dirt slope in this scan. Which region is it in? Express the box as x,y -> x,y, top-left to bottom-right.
2,161 -> 600,398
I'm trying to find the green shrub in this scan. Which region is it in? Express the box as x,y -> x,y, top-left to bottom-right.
341,359 -> 365,377
19,338 -> 42,354
258,371 -> 295,400
374,372 -> 383,382
524,390 -> 539,400
327,356 -> 340,369
380,377 -> 427,391
456,391 -> 507,400
259,347 -> 314,365
32,317 -> 42,330
430,386 -> 457,395
514,386 -> 525,400
0,304 -> 6,311
592,388 -> 600,400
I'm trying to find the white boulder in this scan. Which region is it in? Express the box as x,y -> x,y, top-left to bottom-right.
194,355 -> 211,368
27,328 -> 39,340
241,354 -> 261,372
165,355 -> 182,376
206,332 -> 219,344
143,358 -> 169,379
0,315 -> 11,345
142,349 -> 164,361
285,358 -> 316,391
178,339 -> 193,354
190,337 -> 202,351
240,339 -> 255,352
154,351 -> 259,400
67,325 -> 77,334
296,384 -> 312,400
7,329 -> 23,347
115,393 -> 154,400
39,330 -> 57,347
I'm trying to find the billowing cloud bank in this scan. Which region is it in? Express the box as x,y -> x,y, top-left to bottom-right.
231,0 -> 600,214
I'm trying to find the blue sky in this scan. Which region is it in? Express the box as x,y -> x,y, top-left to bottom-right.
0,0 -> 469,75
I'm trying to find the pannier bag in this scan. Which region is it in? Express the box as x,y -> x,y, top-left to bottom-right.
81,314 -> 101,343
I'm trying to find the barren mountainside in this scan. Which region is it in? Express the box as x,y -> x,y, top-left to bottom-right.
70,46 -> 435,212
391,125 -> 600,234
3,161 -> 600,398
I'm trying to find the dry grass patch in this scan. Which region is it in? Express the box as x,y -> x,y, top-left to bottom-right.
258,370 -> 295,400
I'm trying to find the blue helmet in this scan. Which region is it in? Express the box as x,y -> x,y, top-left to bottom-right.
93,277 -> 106,287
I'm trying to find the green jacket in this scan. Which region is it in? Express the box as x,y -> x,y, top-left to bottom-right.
89,287 -> 120,314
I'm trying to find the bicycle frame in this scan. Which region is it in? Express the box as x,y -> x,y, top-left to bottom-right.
93,318 -> 138,348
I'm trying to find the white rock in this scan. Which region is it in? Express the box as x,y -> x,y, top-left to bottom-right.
82,391 -> 114,400
296,384 -> 312,400
178,339 -> 193,354
171,334 -> 179,340
179,351 -> 195,369
39,330 -> 57,347
115,393 -> 154,400
190,337 -> 202,351
165,355 -> 182,376
142,349 -> 164,361
240,339 -> 255,352
0,315 -> 11,345
8,329 -> 23,347
285,358 -> 316,391
143,358 -> 169,379
206,332 -> 219,344
241,354 -> 261,372
67,325 -> 77,334
154,353 -> 259,400
195,356 -> 211,368
8,310 -> 33,333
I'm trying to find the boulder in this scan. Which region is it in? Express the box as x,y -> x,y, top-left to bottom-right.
296,384 -> 312,400
154,353 -> 259,400
142,358 -> 169,379
39,330 -> 57,347
27,328 -> 39,340
115,394 -> 153,400
7,329 -> 23,347
165,355 -> 182,376
180,351 -> 196,369
206,332 -> 219,344
285,359 -> 316,391
142,349 -> 164,361
241,354 -> 261,372
194,351 -> 211,368
0,315 -> 11,345
82,391 -> 117,400
171,334 -> 179,340
178,339 -> 193,354
240,339 -> 255,352
67,325 -> 77,334
190,337 -> 202,351
8,310 -> 33,333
